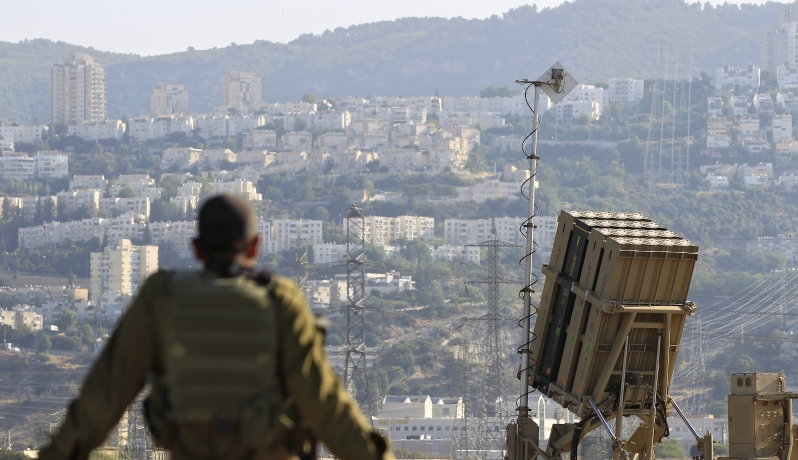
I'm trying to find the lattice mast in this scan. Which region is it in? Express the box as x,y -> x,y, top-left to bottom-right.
344,205 -> 371,415
295,237 -> 309,300
452,325 -> 472,460
466,219 -> 518,458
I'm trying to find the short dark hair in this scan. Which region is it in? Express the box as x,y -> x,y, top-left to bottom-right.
195,194 -> 257,255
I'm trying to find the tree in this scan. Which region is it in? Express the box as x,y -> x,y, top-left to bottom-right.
37,335 -> 51,355
116,186 -> 138,198
294,116 -> 308,131
57,309 -> 78,332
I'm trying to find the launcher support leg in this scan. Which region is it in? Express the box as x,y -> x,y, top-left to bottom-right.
613,336 -> 630,460
644,335 -> 662,460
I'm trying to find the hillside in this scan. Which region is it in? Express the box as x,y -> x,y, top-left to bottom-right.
0,0 -> 782,123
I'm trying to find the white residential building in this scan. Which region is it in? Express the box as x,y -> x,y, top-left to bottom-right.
429,245 -> 481,264
731,96 -> 749,116
149,220 -> 197,259
753,93 -> 776,113
0,126 -> 14,151
312,243 -> 349,264
455,179 -> 523,202
272,219 -> 323,252
223,71 -> 262,113
773,115 -> 793,143
68,119 -> 125,141
706,174 -> 730,188
90,239 -> 158,305
244,130 -> 278,150
0,124 -> 47,147
51,52 -> 106,124
443,217 -> 534,247
212,179 -> 262,201
34,151 -> 68,179
715,64 -> 760,93
552,100 -> 600,121
162,147 -> 202,170
355,216 -> 435,247
607,78 -> 644,105
0,152 -> 35,180
707,97 -> 725,116
151,83 -> 189,115
70,175 -> 107,191
778,63 -> 798,89
748,236 -> 798,268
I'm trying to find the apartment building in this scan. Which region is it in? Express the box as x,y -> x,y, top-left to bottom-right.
149,221 -> 197,258
748,235 -> 798,267
272,219 -> 323,252
282,131 -> 313,151
455,179 -> 523,202
312,243 -> 349,264
99,197 -> 151,221
69,175 -> 106,191
773,115 -> 793,143
0,124 -> 48,147
443,217 -> 545,247
0,308 -> 43,331
0,152 -> 34,180
429,245 -> 481,264
212,179 -> 262,201
199,149 -> 237,170
162,147 -> 202,170
715,64 -> 761,93
223,71 -> 262,113
51,53 -> 106,124
608,78 -> 644,105
351,216 -> 435,247
0,151 -> 68,181
707,97 -> 725,116
245,130 -> 278,150
18,215 -> 138,250
151,83 -> 189,115
34,151 -> 69,179
90,239 -> 158,303
552,100 -> 601,121
68,119 -> 125,141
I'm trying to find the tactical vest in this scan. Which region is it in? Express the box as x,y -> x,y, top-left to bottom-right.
158,271 -> 300,449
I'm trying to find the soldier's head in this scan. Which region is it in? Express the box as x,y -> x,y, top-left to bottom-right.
192,194 -> 260,268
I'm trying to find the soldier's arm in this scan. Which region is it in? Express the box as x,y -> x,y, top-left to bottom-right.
39,272 -> 168,460
273,277 -> 391,460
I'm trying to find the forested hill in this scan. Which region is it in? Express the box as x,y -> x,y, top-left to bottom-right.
0,0 -> 782,123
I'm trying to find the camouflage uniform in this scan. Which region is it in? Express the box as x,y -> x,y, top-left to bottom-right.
39,271 -> 389,460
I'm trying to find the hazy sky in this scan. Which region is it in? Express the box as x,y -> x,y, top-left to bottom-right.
0,0 -> 789,56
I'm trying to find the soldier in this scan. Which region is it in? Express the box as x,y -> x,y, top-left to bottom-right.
40,194 -> 390,460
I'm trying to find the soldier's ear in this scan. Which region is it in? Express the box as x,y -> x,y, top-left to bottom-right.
246,235 -> 260,261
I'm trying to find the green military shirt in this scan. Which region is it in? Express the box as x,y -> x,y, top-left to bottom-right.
39,271 -> 389,460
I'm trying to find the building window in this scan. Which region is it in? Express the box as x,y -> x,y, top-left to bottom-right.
437,426 -> 441,431
412,427 -> 417,431
396,427 -> 401,431
445,426 -> 450,431
404,427 -> 408,431
420,426 -> 424,431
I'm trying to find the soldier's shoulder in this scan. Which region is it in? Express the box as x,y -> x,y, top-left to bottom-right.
270,275 -> 302,297
143,269 -> 173,289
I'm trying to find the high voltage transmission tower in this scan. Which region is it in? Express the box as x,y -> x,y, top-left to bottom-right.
466,219 -> 518,459
344,205 -> 371,415
452,325 -> 474,460
295,236 -> 309,301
